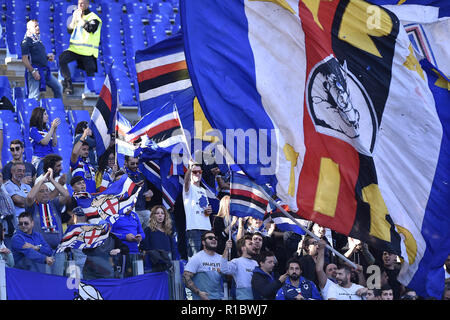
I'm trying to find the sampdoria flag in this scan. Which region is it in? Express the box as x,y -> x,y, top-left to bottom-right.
89,64 -> 118,158
264,202 -> 307,236
126,101 -> 185,150
230,172 -> 270,220
182,0 -> 450,298
370,0 -> 450,76
116,111 -> 139,157
135,32 -> 192,116
56,222 -> 111,253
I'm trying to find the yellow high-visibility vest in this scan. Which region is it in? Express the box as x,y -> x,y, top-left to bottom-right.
68,12 -> 102,58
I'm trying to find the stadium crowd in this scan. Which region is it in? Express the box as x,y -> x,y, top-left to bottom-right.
0,0 -> 449,301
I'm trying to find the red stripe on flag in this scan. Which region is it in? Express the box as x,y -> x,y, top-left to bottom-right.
137,61 -> 187,83
62,231 -> 82,241
231,189 -> 268,206
99,82 -> 112,111
146,118 -> 181,138
296,0 -> 359,235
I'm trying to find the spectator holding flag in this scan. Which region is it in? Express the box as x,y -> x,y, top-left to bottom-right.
70,127 -> 97,194
95,146 -> 118,192
123,156 -> 153,228
73,121 -> 97,167
221,235 -> 258,300
83,223 -> 129,280
183,162 -> 212,259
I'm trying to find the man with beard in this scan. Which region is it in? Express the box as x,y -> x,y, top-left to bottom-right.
251,250 -> 288,300
221,235 -> 259,300
276,258 -> 322,300
316,239 -> 339,299
327,265 -> 367,300
183,231 -> 228,300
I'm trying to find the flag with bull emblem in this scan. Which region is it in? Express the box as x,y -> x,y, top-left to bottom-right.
181,0 -> 450,298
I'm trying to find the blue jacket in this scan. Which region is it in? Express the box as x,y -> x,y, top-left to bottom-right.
11,230 -> 53,273
251,267 -> 283,300
111,211 -> 145,254
276,276 -> 323,300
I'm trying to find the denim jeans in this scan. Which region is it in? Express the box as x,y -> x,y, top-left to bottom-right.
27,72 -> 62,100
186,229 -> 207,259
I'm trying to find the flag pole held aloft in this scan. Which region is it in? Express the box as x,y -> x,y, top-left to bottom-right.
255,184 -> 357,270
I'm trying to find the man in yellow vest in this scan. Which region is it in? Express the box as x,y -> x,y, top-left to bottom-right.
58,0 -> 102,95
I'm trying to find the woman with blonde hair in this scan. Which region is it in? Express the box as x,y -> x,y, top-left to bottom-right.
140,205 -> 179,271
212,195 -> 239,258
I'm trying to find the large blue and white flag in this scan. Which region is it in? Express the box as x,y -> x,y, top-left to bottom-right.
182,0 -> 450,298
369,0 -> 450,76
397,59 -> 450,299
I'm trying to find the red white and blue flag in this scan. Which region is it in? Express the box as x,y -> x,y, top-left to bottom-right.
89,64 -> 118,158
135,33 -> 192,116
56,222 -> 111,253
230,172 -> 269,220
127,101 -> 185,150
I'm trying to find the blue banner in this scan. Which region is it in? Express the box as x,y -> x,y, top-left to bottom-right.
5,268 -> 169,300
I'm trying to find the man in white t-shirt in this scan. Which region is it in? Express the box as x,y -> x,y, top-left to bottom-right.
315,239 -> 338,299
327,265 -> 367,300
221,235 -> 258,300
182,231 -> 227,300
183,162 -> 212,258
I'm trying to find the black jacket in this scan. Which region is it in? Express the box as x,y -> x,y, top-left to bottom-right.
251,267 -> 283,300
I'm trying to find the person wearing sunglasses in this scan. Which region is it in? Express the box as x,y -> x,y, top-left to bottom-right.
11,211 -> 54,273
2,139 -> 36,185
183,231 -> 229,300
183,162 -> 213,259
0,221 -> 14,268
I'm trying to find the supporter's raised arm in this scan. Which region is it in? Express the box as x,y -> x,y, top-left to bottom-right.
71,128 -> 91,164
315,239 -> 328,290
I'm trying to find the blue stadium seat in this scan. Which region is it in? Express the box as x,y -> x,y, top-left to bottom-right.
126,2 -> 149,15
41,98 -> 65,113
150,2 -> 174,18
85,75 -> 105,95
0,109 -> 15,123
12,87 -> 25,100
0,76 -> 13,102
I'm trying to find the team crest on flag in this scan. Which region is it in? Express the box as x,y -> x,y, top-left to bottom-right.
56,222 -> 111,253
307,56 -> 378,155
